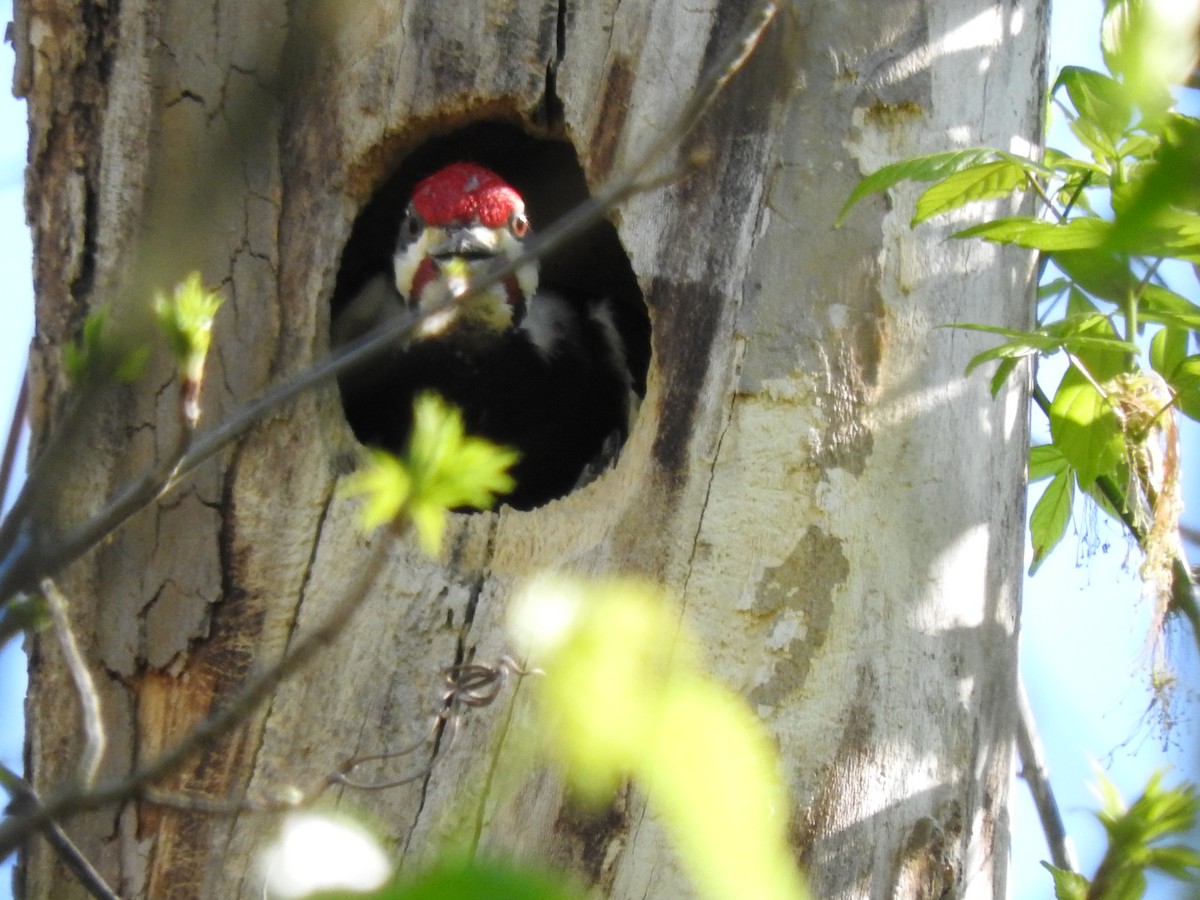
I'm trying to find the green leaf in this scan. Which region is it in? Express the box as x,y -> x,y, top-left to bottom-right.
1149,326 -> 1189,379
1143,844 -> 1200,880
1038,277 -> 1072,300
1029,468 -> 1073,573
1068,115 -> 1120,166
1139,284 -> 1200,330
1054,66 -> 1133,142
340,394 -> 518,555
953,317 -> 1136,377
1043,147 -> 1109,177
1168,355 -> 1200,421
1116,133 -> 1160,163
963,339 -> 1042,377
1064,285 -> 1100,317
836,148 -> 1001,225
1087,773 -> 1200,896
1106,206 -> 1200,262
1029,443 -> 1068,482
1048,311 -> 1131,385
1052,249 -> 1137,304
1041,862 -> 1089,900
154,272 -> 223,401
912,159 -> 1030,224
1049,368 -> 1126,487
989,356 -> 1022,396
1102,0 -> 1190,116
955,216 -> 1112,251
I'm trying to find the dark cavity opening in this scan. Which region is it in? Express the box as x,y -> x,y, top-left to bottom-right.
331,121 -> 649,511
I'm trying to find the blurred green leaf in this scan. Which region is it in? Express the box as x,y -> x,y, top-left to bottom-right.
64,308 -> 151,385
1086,773 -> 1200,898
1043,147 -> 1109,177
1068,113 -> 1120,166
510,577 -> 809,900
1139,285 -> 1200,330
1051,250 -> 1137,305
1102,0 -> 1194,114
361,859 -> 583,900
1041,862 -> 1089,900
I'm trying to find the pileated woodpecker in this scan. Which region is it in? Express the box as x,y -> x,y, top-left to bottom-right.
334,162 -> 639,510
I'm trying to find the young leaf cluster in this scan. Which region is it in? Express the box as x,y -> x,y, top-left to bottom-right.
1043,773 -> 1200,900
340,392 -> 518,555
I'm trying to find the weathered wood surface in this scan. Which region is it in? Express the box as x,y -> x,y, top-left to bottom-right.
17,0 -> 1046,896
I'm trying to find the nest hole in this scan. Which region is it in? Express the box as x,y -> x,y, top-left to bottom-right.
331,121 -> 650,511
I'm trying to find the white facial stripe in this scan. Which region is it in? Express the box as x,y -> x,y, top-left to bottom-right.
394,229 -> 435,299
393,221 -> 537,337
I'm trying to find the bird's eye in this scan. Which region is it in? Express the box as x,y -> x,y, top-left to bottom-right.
509,211 -> 530,238
401,209 -> 424,243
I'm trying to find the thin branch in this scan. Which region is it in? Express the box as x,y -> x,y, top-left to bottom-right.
1015,677 -> 1079,873
41,579 -> 106,788
1025,170 -> 1066,224
0,765 -> 120,900
0,370 -> 26,513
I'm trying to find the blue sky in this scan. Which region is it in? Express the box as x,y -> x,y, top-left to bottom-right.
0,2 -> 1198,898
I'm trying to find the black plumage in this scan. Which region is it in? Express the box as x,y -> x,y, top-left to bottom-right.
334,163 -> 637,510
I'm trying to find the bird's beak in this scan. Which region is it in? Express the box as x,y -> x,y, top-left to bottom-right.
428,227 -> 499,264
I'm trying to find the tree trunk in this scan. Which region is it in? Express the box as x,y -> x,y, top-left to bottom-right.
16,0 -> 1046,897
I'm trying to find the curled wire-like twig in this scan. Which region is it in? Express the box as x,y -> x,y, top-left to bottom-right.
135,656 -> 535,811
332,656 -> 538,792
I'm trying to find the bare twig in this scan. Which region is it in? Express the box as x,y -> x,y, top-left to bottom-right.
1025,170 -> 1066,224
1015,677 -> 1079,873
0,370 -> 26,513
41,579 -> 105,788
332,655 -> 535,791
0,765 -> 120,900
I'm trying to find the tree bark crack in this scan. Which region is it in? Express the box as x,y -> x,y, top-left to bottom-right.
677,336 -> 745,617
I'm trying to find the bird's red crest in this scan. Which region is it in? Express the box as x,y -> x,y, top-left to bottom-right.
410,163 -> 523,229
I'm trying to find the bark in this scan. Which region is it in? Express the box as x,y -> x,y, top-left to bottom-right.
15,0 -> 1046,897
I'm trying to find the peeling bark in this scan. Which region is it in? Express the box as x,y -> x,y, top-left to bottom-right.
18,0 -> 1046,897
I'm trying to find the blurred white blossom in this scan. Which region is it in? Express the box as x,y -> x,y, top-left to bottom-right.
260,811 -> 391,898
